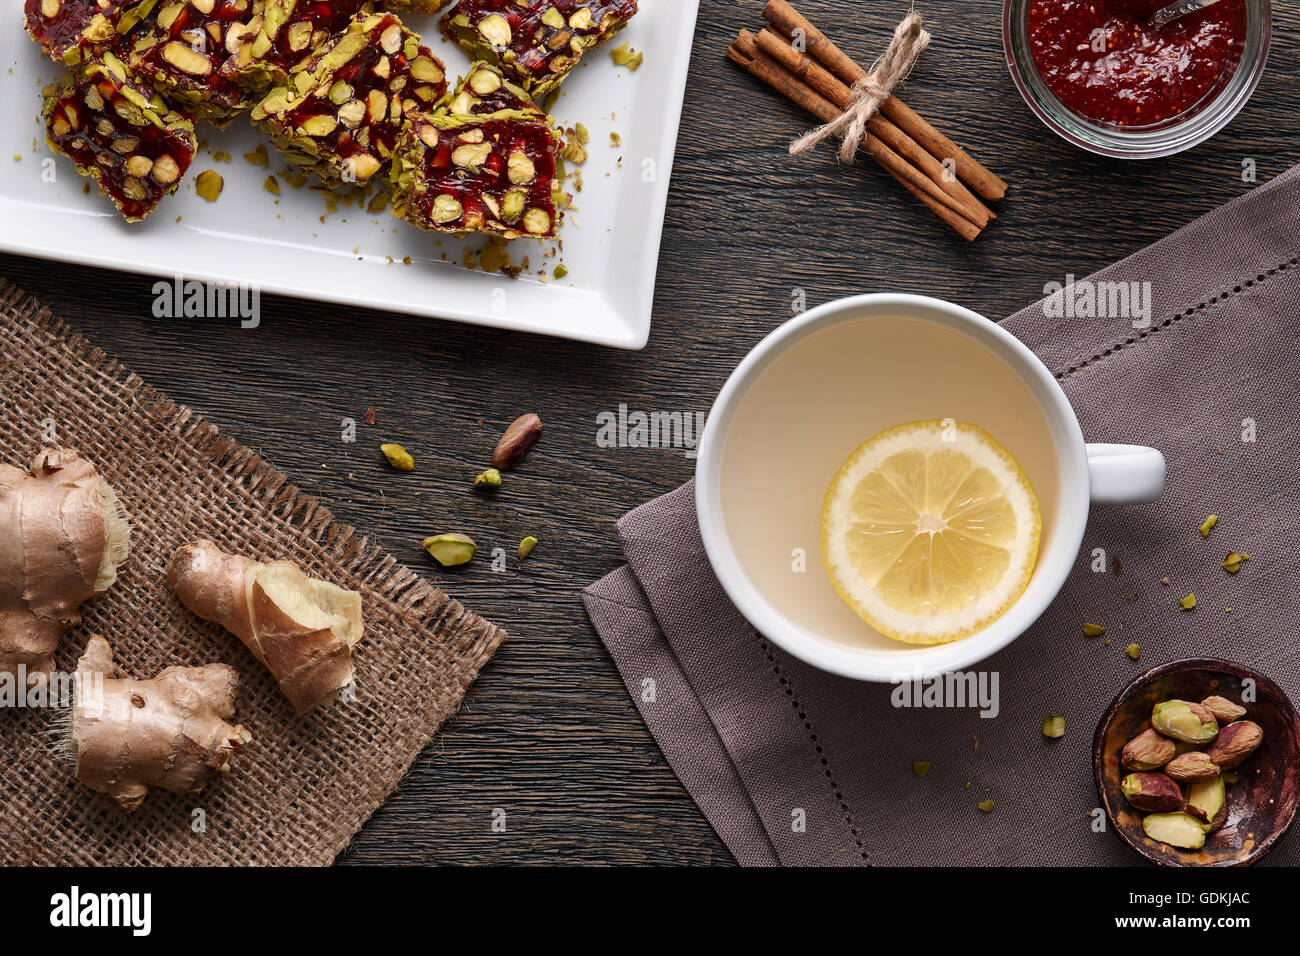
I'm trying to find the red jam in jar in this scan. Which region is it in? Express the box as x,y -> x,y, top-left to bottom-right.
1028,0 -> 1246,127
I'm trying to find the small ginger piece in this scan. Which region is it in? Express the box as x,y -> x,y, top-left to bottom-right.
72,635 -> 250,811
0,449 -> 131,684
167,540 -> 363,713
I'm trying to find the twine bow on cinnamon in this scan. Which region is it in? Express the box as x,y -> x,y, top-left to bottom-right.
790,13 -> 931,163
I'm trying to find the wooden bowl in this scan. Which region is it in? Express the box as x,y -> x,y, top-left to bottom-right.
1094,658 -> 1300,866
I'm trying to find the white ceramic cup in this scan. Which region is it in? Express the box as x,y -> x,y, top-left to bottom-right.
695,294 -> 1165,682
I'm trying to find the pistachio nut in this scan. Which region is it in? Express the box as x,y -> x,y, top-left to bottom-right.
1121,728 -> 1176,771
1142,812 -> 1206,850
1204,720 -> 1263,770
380,442 -> 414,471
422,533 -> 476,567
492,413 -> 542,470
1201,695 -> 1246,725
1151,700 -> 1218,744
1121,772 -> 1184,812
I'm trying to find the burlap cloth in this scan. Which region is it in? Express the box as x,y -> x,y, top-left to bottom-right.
0,280 -> 507,865
584,166 -> 1300,866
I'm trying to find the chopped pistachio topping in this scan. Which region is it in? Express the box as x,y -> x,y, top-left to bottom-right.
195,169 -> 224,201
245,143 -> 270,167
1222,552 -> 1249,573
610,41 -> 643,70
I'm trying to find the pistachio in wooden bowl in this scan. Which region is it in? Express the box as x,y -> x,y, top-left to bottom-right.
1094,659 -> 1300,866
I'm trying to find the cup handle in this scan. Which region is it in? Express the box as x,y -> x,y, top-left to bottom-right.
1086,444 -> 1165,506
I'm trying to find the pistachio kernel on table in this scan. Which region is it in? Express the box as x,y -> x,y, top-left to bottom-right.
518,536 -> 539,560
423,533 -> 477,567
492,414 -> 544,470
380,443 -> 414,471
1082,622 -> 1106,637
1199,514 -> 1218,537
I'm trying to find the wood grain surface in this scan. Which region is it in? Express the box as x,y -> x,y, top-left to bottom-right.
3,0 -> 1297,865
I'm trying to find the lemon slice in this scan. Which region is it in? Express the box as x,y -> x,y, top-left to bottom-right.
821,420 -> 1041,644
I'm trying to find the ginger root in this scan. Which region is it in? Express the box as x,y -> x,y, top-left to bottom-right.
0,449 -> 131,683
72,635 -> 250,811
167,540 -> 364,713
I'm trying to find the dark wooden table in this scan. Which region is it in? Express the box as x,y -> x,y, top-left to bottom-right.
4,0 -> 1296,865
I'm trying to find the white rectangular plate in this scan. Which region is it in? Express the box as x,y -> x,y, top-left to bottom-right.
0,1 -> 697,349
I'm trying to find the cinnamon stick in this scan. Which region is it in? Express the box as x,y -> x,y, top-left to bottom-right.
762,0 -> 1008,202
727,36 -> 981,241
884,164 -> 983,243
762,0 -> 864,91
731,32 -> 979,236
752,26 -> 992,228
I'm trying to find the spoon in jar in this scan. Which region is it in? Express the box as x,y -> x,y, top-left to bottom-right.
1146,0 -> 1225,30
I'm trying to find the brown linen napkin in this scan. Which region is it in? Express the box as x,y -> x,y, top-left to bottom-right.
0,280 -> 507,866
584,166 -> 1300,866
